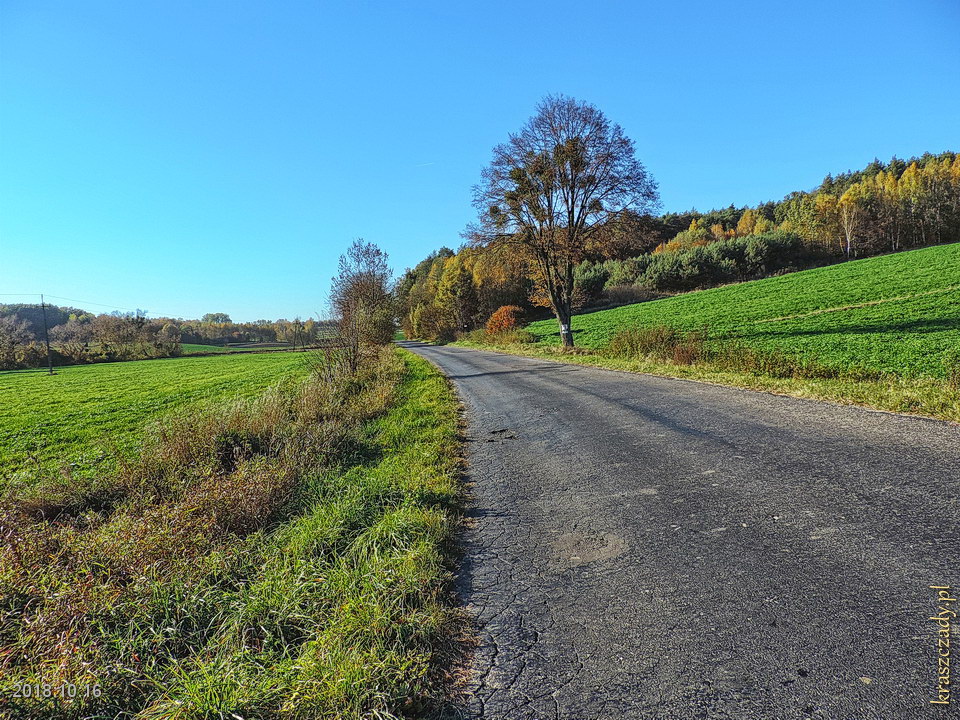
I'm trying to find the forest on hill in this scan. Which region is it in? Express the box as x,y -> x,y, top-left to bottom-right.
398,151 -> 960,342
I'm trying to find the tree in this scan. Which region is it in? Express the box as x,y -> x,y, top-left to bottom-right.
434,254 -> 478,333
736,208 -> 757,237
330,239 -> 395,370
201,312 -> 232,324
471,95 -> 659,347
839,183 -> 868,258
0,316 -> 34,369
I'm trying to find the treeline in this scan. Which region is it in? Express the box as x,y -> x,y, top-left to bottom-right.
652,151 -> 960,256
398,151 -> 960,342
179,314 -> 332,346
0,305 -> 334,370
397,246 -> 535,342
0,309 -> 180,370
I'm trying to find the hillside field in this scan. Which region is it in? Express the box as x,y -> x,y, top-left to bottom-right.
527,242 -> 960,378
0,352 -> 310,487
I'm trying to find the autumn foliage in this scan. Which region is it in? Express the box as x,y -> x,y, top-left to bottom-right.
485,305 -> 524,335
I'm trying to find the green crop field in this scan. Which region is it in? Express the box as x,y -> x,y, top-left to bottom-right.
0,352 -> 310,487
527,242 -> 960,378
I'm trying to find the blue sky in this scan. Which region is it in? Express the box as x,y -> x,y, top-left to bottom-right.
1,0 -> 958,321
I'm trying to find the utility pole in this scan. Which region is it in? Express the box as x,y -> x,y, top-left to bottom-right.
40,294 -> 54,375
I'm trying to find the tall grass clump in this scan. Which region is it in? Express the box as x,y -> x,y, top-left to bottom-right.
459,327 -> 536,346
604,324 -> 882,381
0,346 -> 463,719
946,349 -> 960,390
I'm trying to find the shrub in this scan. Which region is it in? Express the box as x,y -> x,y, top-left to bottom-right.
603,284 -> 660,306
456,328 -> 487,344
671,332 -> 707,365
606,325 -> 682,359
605,326 -> 707,365
410,303 -> 455,343
605,325 -> 882,381
485,305 -> 525,335
574,262 -> 610,302
495,329 -> 536,344
604,256 -> 652,286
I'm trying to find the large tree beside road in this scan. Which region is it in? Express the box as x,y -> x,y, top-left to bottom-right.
471,95 -> 659,346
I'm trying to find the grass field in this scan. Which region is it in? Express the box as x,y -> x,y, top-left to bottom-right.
526,242 -> 960,379
0,352 -> 310,487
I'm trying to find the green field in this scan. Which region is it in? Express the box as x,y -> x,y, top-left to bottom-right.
0,352 -> 310,485
181,342 -> 238,354
528,242 -> 960,378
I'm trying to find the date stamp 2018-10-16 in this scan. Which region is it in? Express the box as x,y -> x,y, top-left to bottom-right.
11,682 -> 102,700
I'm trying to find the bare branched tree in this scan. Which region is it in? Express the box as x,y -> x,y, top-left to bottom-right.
329,239 -> 395,372
471,95 -> 659,346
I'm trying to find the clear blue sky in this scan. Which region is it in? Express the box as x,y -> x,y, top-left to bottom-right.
2,0 -> 958,321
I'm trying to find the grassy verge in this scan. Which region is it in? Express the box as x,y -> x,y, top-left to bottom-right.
454,335 -> 960,423
0,348 -> 463,719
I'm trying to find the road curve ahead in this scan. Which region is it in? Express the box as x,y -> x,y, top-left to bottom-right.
400,342 -> 960,720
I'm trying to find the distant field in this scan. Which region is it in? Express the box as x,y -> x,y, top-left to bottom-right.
181,342 -> 237,354
527,242 -> 960,378
181,343 -> 285,354
0,352 -> 310,486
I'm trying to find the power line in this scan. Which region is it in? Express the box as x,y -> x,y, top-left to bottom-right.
2,293 -> 320,323
39,294 -> 54,375
44,295 -> 146,313
1,293 -> 183,318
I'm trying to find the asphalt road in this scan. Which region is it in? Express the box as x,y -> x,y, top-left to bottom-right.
400,342 -> 960,720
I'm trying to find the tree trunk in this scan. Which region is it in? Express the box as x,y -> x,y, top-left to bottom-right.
556,306 -> 574,348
